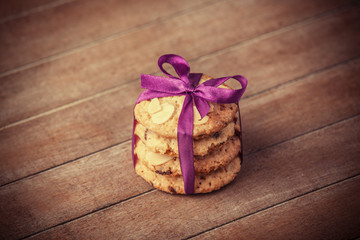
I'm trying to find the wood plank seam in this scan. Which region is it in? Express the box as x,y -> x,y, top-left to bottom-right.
185,174 -> 360,239
0,0 -> 74,24
0,0 -> 221,78
21,189 -> 156,240
1,60 -> 359,188
16,113 -> 360,239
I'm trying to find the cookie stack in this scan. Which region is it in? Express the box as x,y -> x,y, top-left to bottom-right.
133,75 -> 242,194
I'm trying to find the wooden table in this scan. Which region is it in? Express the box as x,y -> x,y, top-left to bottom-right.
1,0 -> 359,239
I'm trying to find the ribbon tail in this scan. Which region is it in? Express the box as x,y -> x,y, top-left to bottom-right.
237,103 -> 243,165
132,118 -> 137,167
177,93 -> 195,194
132,97 -> 141,167
194,96 -> 210,119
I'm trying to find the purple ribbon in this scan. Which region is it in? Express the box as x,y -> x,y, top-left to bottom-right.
133,54 -> 247,194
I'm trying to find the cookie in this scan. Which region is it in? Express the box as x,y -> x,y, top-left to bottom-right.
134,120 -> 237,156
134,74 -> 238,139
135,135 -> 241,176
135,155 -> 241,194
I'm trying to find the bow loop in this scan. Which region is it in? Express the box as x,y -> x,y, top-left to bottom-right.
195,75 -> 247,103
158,54 -> 190,82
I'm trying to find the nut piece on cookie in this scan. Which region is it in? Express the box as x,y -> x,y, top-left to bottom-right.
148,98 -> 162,114
151,103 -> 175,124
146,151 -> 173,166
209,103 -> 214,112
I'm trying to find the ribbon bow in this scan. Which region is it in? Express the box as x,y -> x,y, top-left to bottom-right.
133,54 -> 247,194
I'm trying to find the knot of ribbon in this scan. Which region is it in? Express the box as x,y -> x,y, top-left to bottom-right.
133,54 -> 247,194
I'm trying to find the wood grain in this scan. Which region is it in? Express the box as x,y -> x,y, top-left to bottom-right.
1,0 -> 356,127
0,142 -> 153,240
242,58 -> 360,154
0,0 -> 70,22
0,54 -> 359,187
27,115 -> 360,239
0,0 -> 211,72
0,60 -> 359,238
193,176 -> 360,240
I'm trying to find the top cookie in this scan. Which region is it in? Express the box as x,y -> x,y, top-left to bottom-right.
134,74 -> 238,139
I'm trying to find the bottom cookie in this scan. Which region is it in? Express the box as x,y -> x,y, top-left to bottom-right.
135,156 -> 241,194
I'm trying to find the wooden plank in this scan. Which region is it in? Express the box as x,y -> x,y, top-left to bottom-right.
1,61 -> 359,239
0,0 -> 211,72
0,142 -> 153,240
193,176 -> 360,240
0,81 -> 141,186
1,4 -> 359,128
27,114 -> 360,239
190,5 -> 360,97
0,0 -> 70,23
242,58 -> 360,154
0,51 -> 359,187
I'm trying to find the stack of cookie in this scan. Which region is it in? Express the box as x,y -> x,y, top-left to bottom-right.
133,75 -> 242,194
